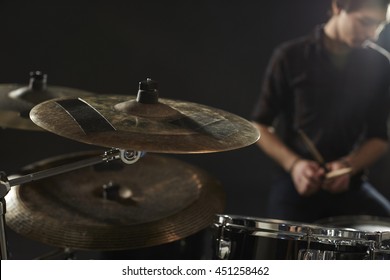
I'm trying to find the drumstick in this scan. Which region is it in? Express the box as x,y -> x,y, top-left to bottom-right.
297,129 -> 328,171
325,167 -> 352,179
297,130 -> 352,179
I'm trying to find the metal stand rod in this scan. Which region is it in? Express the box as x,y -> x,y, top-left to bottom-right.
8,149 -> 121,187
0,148 -> 143,259
0,199 -> 8,260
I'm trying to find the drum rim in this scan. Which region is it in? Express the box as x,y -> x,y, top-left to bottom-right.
315,215 -> 390,228
214,214 -> 378,246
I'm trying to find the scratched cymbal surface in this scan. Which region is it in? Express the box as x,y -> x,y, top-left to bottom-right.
30,94 -> 260,153
5,151 -> 225,250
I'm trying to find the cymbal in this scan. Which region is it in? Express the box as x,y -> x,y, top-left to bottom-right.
0,71 -> 94,131
5,151 -> 225,250
30,79 -> 260,153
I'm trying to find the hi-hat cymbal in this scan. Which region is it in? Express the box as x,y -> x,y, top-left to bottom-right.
0,71 -> 94,131
30,79 -> 260,153
5,151 -> 225,250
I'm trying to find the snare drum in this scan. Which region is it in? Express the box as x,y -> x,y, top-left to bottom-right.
316,215 -> 390,260
213,214 -> 381,260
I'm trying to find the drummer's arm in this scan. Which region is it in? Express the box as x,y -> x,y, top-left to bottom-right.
252,122 -> 299,172
252,122 -> 325,196
341,138 -> 388,175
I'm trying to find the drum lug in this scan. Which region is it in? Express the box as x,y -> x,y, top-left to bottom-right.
216,238 -> 231,260
371,231 -> 390,259
213,216 -> 233,259
298,249 -> 336,260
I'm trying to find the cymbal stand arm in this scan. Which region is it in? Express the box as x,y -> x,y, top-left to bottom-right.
7,148 -> 121,187
0,148 -> 122,260
0,148 -> 143,259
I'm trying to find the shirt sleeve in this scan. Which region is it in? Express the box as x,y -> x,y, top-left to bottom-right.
252,46 -> 290,126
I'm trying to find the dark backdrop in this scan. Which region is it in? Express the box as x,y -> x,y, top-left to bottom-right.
1,0 -> 390,259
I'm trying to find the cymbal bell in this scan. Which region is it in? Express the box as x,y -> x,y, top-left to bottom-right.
30,79 -> 260,153
0,71 -> 94,131
5,151 -> 225,250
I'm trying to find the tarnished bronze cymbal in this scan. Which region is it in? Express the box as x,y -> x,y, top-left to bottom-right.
0,71 -> 94,131
30,79 -> 260,153
5,151 -> 225,250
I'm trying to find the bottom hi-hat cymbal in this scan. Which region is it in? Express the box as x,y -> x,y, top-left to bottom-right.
0,71 -> 94,131
5,151 -> 225,251
30,78 -> 260,153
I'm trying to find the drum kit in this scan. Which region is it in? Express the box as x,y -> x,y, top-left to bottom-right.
0,71 -> 259,260
1,71 -> 390,260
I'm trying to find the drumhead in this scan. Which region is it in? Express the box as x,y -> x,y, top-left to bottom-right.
315,215 -> 390,232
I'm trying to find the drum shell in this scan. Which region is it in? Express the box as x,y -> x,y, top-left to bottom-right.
213,215 -> 376,260
316,215 -> 390,260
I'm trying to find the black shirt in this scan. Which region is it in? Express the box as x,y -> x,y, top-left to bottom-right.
252,26 -> 390,162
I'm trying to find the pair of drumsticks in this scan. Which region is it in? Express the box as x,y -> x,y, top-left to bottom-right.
297,129 -> 352,180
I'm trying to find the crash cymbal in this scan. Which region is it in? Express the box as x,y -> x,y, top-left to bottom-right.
0,71 -> 94,131
5,151 -> 225,250
30,79 -> 260,153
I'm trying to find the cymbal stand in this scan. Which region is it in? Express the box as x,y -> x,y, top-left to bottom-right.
0,171 -> 11,260
0,148 -> 144,260
0,200 -> 7,259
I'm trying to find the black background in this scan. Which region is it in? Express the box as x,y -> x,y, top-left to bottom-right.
1,0 -> 390,259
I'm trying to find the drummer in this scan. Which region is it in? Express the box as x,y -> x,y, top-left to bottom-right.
252,0 -> 390,222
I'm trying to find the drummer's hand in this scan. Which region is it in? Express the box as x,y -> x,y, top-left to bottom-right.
321,160 -> 350,193
290,159 -> 325,197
